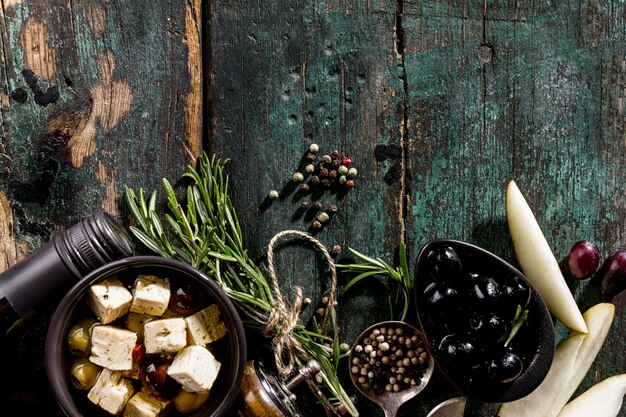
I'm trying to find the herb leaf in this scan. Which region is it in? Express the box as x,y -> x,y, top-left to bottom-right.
504,305 -> 529,347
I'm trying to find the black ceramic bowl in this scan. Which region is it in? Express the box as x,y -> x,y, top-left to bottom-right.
413,239 -> 554,403
46,256 -> 247,417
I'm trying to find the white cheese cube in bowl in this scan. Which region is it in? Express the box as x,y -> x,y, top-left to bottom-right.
144,318 -> 187,354
123,390 -> 169,417
167,345 -> 221,393
185,304 -> 228,346
88,278 -> 133,324
87,368 -> 134,415
130,275 -> 171,316
90,325 -> 137,371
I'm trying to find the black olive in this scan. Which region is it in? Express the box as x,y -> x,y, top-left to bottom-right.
503,275 -> 531,307
141,358 -> 181,400
468,275 -> 501,309
169,280 -> 207,315
427,246 -> 463,279
485,351 -> 523,384
437,334 -> 481,369
422,282 -> 462,315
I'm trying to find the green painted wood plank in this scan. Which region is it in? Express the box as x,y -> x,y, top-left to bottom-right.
0,0 -> 202,413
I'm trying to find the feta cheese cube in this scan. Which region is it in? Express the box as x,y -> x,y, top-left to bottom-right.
167,346 -> 221,393
90,325 -> 137,371
130,275 -> 171,316
88,368 -> 134,415
184,304 -> 227,346
123,390 -> 169,417
143,318 -> 187,354
88,278 -> 133,324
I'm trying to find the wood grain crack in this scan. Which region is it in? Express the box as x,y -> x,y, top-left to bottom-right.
395,0 -> 409,245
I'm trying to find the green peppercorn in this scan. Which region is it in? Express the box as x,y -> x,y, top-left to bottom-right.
338,165 -> 349,175
317,212 -> 330,223
268,190 -> 279,200
348,167 -> 358,177
339,175 -> 347,184
340,342 -> 350,353
292,172 -> 304,183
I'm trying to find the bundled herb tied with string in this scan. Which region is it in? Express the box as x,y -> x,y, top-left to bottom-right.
124,153 -> 357,416
337,244 -> 412,322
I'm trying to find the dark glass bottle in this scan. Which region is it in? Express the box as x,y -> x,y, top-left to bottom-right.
0,212 -> 133,335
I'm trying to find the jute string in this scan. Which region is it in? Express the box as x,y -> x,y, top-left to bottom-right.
262,229 -> 338,377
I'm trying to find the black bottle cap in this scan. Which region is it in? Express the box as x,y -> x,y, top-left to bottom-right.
0,212 -> 134,320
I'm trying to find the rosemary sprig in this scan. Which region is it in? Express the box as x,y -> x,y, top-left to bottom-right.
504,305 -> 529,347
337,243 -> 412,322
124,153 -> 357,416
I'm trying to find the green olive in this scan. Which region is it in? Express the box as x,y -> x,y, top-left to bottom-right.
173,389 -> 210,413
70,357 -> 101,390
67,318 -> 98,356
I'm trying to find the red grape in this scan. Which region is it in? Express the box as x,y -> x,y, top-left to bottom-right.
597,250 -> 626,296
567,240 -> 600,280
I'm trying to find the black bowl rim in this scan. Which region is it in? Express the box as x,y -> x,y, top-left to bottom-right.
45,255 -> 247,417
413,239 -> 555,403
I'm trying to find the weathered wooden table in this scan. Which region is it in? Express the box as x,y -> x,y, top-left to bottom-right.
0,1 -> 624,416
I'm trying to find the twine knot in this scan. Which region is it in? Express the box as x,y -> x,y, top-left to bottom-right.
262,230 -> 338,378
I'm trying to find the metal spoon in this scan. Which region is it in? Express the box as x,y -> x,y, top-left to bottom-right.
348,321 -> 435,417
426,397 -> 466,417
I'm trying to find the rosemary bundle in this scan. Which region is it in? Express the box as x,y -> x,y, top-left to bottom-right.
124,153 -> 357,416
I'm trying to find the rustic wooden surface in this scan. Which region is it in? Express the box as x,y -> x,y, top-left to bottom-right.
0,1 -> 624,416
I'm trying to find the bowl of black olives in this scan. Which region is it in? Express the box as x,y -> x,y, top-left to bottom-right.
46,256 -> 247,417
413,239 -> 554,403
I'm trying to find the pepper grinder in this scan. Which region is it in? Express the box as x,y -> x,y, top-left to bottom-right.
239,359 -> 350,417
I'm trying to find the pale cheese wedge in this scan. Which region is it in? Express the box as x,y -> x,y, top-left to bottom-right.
558,374 -> 626,417
506,180 -> 587,333
497,303 -> 615,417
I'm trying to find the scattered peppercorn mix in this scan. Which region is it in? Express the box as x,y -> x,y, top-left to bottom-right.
270,143 -> 358,232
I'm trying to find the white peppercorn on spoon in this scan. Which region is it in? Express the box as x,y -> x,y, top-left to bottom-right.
348,321 -> 435,417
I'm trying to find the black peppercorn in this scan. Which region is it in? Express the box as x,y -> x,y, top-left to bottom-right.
322,155 -> 332,164
306,152 -> 317,162
312,220 -> 323,230
300,201 -> 311,210
331,245 -> 342,256
328,204 -> 338,214
331,159 -> 340,169
312,201 -> 323,210
329,170 -> 338,179
321,178 -> 332,188
319,168 -> 329,177
331,150 -> 339,160
310,175 -> 320,186
300,183 -> 310,192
